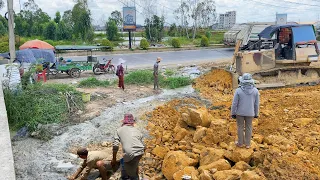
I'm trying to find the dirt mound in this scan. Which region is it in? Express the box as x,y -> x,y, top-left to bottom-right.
141,70 -> 320,179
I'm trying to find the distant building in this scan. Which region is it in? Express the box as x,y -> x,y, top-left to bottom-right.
218,11 -> 236,30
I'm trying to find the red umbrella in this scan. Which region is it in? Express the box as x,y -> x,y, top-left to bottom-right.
19,39 -> 54,50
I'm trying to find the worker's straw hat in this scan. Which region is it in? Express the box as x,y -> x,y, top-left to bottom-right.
122,114 -> 135,125
156,57 -> 162,62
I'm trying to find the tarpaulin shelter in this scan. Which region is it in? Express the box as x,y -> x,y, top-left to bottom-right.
19,39 -> 54,50
0,49 -> 55,63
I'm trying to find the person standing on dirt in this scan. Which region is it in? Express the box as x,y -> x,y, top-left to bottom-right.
111,114 -> 145,180
231,73 -> 260,149
68,148 -> 120,180
116,60 -> 125,90
153,57 -> 162,90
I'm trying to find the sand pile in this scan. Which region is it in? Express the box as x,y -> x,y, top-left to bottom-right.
141,70 -> 320,180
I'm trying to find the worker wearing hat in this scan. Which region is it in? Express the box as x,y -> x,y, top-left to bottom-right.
112,114 -> 145,179
153,57 -> 162,90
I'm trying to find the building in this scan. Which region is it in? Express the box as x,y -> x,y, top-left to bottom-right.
218,11 -> 236,30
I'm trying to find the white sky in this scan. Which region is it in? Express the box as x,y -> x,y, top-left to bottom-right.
2,0 -> 320,26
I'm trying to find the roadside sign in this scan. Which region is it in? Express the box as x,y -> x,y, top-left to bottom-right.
123,7 -> 136,30
276,13 -> 287,25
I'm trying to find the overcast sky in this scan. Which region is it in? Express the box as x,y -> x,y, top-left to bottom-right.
2,0 -> 320,26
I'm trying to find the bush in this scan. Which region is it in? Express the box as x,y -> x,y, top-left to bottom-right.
101,39 -> 114,50
4,83 -> 83,131
125,70 -> 154,85
140,38 -> 149,50
171,38 -> 181,48
0,41 -> 9,53
164,69 -> 175,76
200,36 -> 209,47
317,36 -> 320,41
78,77 -> 110,88
205,31 -> 212,39
160,77 -> 192,89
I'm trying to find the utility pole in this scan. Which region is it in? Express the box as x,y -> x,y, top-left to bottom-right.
7,0 -> 16,63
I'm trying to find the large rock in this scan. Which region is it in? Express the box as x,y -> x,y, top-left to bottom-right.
203,119 -> 228,145
183,107 -> 213,127
198,159 -> 231,172
213,169 -> 243,180
174,128 -> 189,142
152,146 -> 169,159
173,166 -> 199,180
228,122 -> 237,136
293,118 -> 314,127
199,148 -> 225,166
224,143 -> 254,163
193,126 -> 207,143
162,151 -> 199,180
199,170 -> 213,180
241,171 -> 266,180
232,161 -> 251,171
263,135 -> 296,150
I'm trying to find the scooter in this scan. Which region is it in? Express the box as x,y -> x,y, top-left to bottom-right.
93,58 -> 115,75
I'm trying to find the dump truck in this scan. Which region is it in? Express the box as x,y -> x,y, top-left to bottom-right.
223,24 -> 246,46
228,24 -> 320,89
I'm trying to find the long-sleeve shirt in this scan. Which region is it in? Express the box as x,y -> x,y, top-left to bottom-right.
112,125 -> 145,162
117,64 -> 124,76
153,63 -> 159,76
79,151 -> 109,179
231,85 -> 260,117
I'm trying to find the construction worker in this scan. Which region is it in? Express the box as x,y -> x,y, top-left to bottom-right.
111,114 -> 145,180
231,73 -> 260,149
153,57 -> 162,90
68,148 -> 120,180
116,59 -> 125,90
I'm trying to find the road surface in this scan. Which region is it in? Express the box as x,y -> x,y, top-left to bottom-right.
65,48 -> 234,68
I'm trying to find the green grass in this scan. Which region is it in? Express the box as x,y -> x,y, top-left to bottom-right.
124,70 -> 192,89
78,77 -> 110,88
160,77 -> 192,89
164,69 -> 175,76
4,83 -> 83,131
210,31 -> 225,44
124,70 -> 154,85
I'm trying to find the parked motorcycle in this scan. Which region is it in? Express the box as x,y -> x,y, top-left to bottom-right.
93,58 -> 115,75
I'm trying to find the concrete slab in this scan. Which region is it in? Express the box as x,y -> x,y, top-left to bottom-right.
0,80 -> 16,180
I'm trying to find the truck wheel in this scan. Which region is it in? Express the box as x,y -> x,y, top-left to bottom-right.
70,68 -> 81,78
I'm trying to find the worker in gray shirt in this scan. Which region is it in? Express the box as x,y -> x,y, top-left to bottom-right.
153,57 -> 162,90
231,73 -> 260,149
112,114 -> 145,180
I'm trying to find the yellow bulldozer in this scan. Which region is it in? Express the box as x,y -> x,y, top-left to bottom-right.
228,24 -> 320,89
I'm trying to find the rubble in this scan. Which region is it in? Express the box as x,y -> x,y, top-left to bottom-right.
141,69 -> 320,179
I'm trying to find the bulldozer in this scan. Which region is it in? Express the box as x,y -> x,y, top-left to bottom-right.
228,24 -> 320,89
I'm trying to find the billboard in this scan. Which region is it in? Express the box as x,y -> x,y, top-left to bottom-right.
276,13 -> 287,25
123,7 -> 136,30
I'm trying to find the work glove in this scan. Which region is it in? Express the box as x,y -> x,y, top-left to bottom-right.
231,115 -> 236,119
254,116 -> 258,118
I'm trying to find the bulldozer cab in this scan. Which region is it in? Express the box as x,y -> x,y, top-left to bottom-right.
234,24 -> 319,75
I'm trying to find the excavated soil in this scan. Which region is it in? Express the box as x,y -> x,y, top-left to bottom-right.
141,69 -> 320,180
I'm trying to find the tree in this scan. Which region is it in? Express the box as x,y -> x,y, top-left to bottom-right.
106,19 -> 118,41
140,0 -> 157,40
174,1 -> 190,38
71,0 -> 94,41
56,21 -> 72,40
168,23 -> 177,37
54,11 -> 61,24
110,10 -> 123,27
145,15 -> 165,42
43,21 -> 57,40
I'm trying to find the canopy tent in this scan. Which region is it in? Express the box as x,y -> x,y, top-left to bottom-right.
20,39 -> 54,50
0,49 -> 55,63
258,24 -> 316,39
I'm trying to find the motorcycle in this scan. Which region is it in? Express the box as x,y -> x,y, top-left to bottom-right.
93,58 -> 115,75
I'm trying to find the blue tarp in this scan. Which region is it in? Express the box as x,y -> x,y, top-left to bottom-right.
0,49 -> 55,63
292,26 -> 316,44
258,24 -> 315,39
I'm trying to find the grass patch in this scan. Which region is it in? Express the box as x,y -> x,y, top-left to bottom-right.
4,83 -> 83,131
164,69 -> 175,76
160,77 -> 192,89
78,77 -> 110,88
124,70 -> 154,85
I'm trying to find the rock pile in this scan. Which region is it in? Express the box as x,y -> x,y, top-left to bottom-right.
140,70 -> 320,179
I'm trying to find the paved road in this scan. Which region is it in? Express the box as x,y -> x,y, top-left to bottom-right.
65,48 -> 234,68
